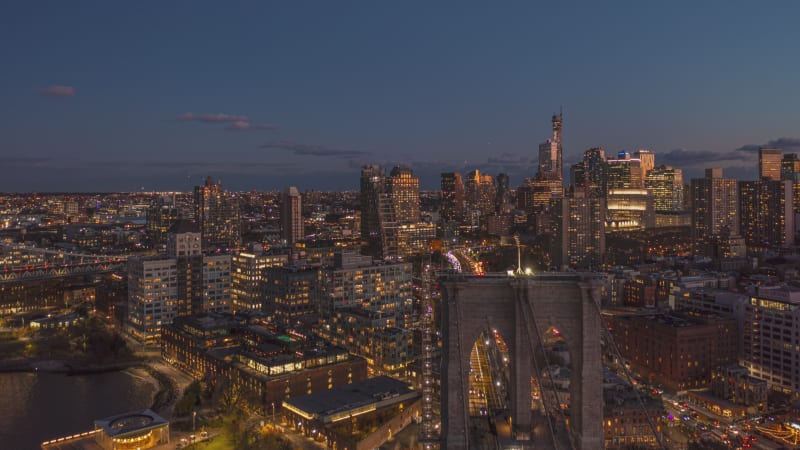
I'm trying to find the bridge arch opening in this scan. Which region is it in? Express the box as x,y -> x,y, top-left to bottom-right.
440,274 -> 604,450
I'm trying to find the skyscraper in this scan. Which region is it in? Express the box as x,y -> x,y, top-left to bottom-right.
167,220 -> 203,316
360,165 -> 398,260
440,172 -> 465,222
744,285 -> 800,399
606,152 -> 643,189
464,170 -> 495,216
537,112 -> 563,179
316,251 -> 414,376
146,196 -> 180,246
691,168 -> 741,254
738,179 -> 794,251
759,147 -> 782,181
645,166 -> 684,212
280,186 -> 304,245
571,147 -> 607,197
781,153 -> 800,221
495,173 -> 511,213
527,113 -> 565,214
388,165 -> 420,223
557,192 -> 606,270
263,263 -> 319,326
634,149 -> 655,182
231,248 -> 288,312
194,176 -> 240,251
127,220 -> 231,345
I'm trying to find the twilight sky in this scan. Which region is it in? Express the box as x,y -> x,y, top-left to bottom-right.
2,1 -> 800,192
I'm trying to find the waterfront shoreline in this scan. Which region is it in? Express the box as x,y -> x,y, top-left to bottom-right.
0,356 -> 185,417
140,362 -> 179,415
0,356 -> 142,374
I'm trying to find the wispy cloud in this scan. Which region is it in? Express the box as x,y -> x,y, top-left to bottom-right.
737,137 -> 800,153
226,121 -> 277,131
176,112 -> 249,123
486,152 -> 531,165
37,85 -> 76,97
661,137 -> 800,170
262,140 -> 372,158
661,148 -> 751,167
60,159 -> 301,175
0,156 -> 53,166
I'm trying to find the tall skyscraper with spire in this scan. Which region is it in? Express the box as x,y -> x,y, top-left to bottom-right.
526,113 -> 564,213
537,112 -> 563,180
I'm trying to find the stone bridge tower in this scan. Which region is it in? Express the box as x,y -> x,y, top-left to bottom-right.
440,273 -> 604,449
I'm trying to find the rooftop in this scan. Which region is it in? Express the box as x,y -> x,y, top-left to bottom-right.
166,219 -> 200,234
283,375 -> 417,419
93,409 -> 167,438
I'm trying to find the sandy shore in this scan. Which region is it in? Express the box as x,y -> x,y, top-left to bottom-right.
138,359 -> 195,419
124,365 -> 162,409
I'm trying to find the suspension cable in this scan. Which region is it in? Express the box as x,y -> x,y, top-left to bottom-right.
522,286 -> 575,450
520,292 -> 578,450
588,292 -> 669,450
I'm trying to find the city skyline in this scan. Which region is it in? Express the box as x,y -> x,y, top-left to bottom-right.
6,3 -> 800,449
2,2 -> 800,192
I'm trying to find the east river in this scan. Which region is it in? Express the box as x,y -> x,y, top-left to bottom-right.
0,370 -> 157,450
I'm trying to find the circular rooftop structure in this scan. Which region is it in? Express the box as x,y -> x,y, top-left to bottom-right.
109,414 -> 154,433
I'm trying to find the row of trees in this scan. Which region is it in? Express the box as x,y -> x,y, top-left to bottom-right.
174,375 -> 292,449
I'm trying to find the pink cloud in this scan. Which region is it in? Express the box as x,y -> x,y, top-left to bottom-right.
38,85 -> 76,97
226,121 -> 277,131
176,112 -> 248,123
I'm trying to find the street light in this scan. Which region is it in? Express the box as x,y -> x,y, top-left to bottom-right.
271,402 -> 276,423
192,411 -> 197,432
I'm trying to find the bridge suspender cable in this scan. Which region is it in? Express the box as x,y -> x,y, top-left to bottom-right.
519,291 -> 578,450
520,299 -> 562,450
587,293 -> 668,450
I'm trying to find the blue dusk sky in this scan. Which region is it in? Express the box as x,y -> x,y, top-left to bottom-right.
1,1 -> 799,192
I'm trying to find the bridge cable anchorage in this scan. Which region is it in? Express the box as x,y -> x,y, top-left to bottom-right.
588,293 -> 668,450
519,291 -> 576,450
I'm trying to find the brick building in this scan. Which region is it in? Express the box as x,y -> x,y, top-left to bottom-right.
609,311 -> 738,391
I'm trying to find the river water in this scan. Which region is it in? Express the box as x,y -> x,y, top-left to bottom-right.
0,370 -> 157,450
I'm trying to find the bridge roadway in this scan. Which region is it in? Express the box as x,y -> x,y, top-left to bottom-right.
0,260 -> 128,283
0,242 -> 131,283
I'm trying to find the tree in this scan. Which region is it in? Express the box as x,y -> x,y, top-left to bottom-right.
174,381 -> 202,417
212,376 -> 243,414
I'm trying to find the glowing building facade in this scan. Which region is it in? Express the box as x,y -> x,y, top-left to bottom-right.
280,186 -> 304,245
691,168 -> 740,254
645,165 -> 684,212
744,285 -> 800,399
194,176 -> 240,251
388,165 -> 420,223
